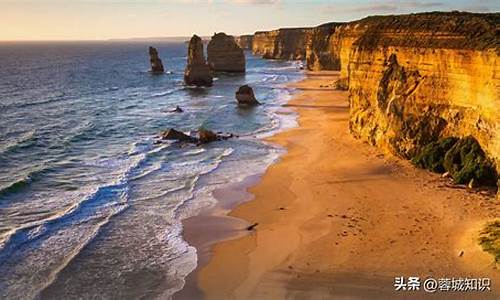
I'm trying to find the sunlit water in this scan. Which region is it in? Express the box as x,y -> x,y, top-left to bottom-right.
0,41 -> 304,299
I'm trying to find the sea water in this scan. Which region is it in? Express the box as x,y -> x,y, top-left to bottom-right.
0,41 -> 303,299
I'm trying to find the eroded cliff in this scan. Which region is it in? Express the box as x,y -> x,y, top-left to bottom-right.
235,35 -> 253,50
343,12 -> 499,186
249,12 -> 499,188
252,28 -> 312,60
305,22 -> 343,71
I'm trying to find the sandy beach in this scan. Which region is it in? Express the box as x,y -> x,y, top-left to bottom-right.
186,71 -> 499,299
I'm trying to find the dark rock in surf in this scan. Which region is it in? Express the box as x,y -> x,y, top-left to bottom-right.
149,46 -> 165,74
235,85 -> 260,106
161,128 -> 197,143
199,129 -> 218,144
172,106 -> 184,113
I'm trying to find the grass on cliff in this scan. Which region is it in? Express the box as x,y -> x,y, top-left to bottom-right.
412,136 -> 497,186
354,11 -> 499,51
479,220 -> 500,264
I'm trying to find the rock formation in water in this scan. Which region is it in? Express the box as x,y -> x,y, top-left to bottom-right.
161,128 -> 197,143
199,129 -> 219,143
252,28 -> 312,60
235,35 -> 254,50
149,46 -> 165,74
159,128 -> 234,144
235,85 -> 260,106
207,32 -> 246,73
184,35 -> 213,86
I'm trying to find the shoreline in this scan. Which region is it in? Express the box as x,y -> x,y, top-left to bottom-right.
176,174 -> 260,300
175,73 -> 305,299
192,71 -> 499,299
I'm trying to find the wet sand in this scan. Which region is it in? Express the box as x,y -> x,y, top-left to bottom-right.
183,71 -> 499,299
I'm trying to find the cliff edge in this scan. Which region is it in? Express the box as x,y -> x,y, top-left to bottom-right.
343,12 -> 499,187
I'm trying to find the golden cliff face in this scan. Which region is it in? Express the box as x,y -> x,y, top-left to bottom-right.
252,28 -> 312,60
258,12 -> 498,188
343,13 -> 499,180
235,35 -> 253,50
305,22 -> 343,71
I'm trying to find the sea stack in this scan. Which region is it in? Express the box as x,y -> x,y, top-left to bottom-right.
235,85 -> 260,106
149,46 -> 165,74
207,32 -> 246,73
184,35 -> 213,87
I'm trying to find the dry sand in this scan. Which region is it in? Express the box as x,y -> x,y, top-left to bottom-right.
187,72 -> 499,299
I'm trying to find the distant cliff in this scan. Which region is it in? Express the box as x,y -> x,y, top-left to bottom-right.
252,28 -> 312,60
235,35 -> 253,50
305,22 -> 343,71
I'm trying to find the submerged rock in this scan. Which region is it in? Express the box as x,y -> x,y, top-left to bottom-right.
149,46 -> 165,74
160,128 -> 197,143
172,106 -> 183,113
235,85 -> 260,106
207,32 -> 245,73
159,128 -> 234,145
199,129 -> 218,144
184,35 -> 213,87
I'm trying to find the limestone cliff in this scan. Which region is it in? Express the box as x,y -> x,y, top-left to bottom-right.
252,28 -> 312,60
305,22 -> 343,71
342,12 -> 499,183
207,32 -> 245,73
235,35 -> 253,50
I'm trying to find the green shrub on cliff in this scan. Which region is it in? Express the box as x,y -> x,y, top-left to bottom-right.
411,137 -> 459,173
443,136 -> 497,185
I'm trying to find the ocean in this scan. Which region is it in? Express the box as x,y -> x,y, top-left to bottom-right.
0,41 -> 304,299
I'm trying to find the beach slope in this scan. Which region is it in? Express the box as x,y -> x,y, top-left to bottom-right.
198,72 -> 499,299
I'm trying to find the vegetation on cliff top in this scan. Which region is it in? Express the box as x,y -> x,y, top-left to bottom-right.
353,11 -> 499,51
412,136 -> 498,187
479,220 -> 500,264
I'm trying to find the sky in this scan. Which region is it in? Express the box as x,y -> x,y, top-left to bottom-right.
1,0 -> 498,41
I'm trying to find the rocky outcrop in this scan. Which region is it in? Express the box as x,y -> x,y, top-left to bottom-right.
149,46 -> 164,74
235,35 -> 253,50
342,12 -> 499,186
207,32 -> 245,73
184,35 -> 213,86
252,28 -> 312,60
161,129 -> 197,143
305,22 -> 343,71
235,85 -> 260,106
160,128 -> 234,144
